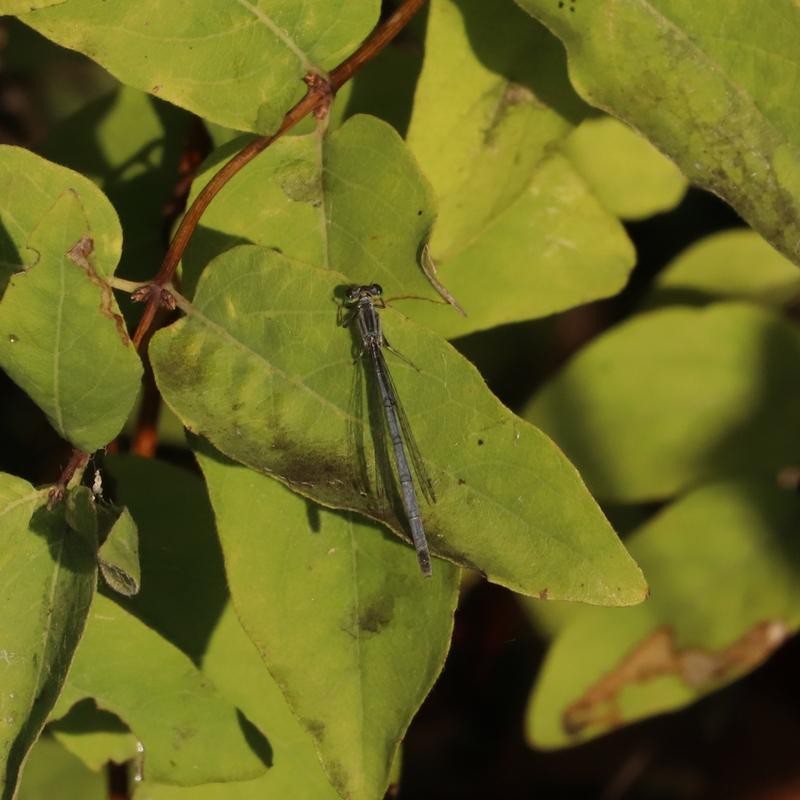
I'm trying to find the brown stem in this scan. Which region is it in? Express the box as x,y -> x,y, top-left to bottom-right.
132,0 -> 428,349
47,448 -> 89,508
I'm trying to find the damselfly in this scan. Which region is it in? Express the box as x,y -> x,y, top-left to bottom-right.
341,284 -> 435,577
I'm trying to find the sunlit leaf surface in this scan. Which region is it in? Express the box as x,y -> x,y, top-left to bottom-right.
0,147 -> 141,451
152,245 -> 645,604
18,1 -> 380,133
515,0 -> 800,266
198,447 -> 458,800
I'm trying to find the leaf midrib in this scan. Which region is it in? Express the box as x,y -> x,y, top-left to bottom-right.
234,0 -> 317,73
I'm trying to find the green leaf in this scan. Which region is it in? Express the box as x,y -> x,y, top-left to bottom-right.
525,302 -> 800,502
406,0 -> 579,258
40,85 -> 194,288
97,505 -> 140,597
103,455 -> 339,799
564,115 -> 687,220
152,245 -> 645,603
197,445 -> 459,800
61,593 -> 271,786
0,147 -> 142,451
0,145 -> 119,295
414,153 -> 636,338
514,0 -> 800,267
18,1 -> 381,133
181,114 -> 438,304
15,736 -> 105,800
0,474 -> 97,800
133,607 -> 342,800
0,1 -> 63,14
651,229 -> 800,307
400,0 -> 634,336
528,479 -> 800,748
48,700 -> 138,772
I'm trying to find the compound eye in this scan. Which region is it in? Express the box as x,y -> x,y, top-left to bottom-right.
345,286 -> 359,301
369,283 -> 383,297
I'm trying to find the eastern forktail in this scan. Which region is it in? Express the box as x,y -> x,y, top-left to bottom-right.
341,284 -> 435,577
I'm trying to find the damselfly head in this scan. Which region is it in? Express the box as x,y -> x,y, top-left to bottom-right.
345,284 -> 383,304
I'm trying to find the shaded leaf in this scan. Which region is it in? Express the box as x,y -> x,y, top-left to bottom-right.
0,148 -> 142,451
15,736 -> 105,800
525,303 -> 800,502
651,229 -> 800,308
0,474 -> 96,800
528,480 -> 800,748
564,115 -> 687,220
152,245 -> 645,603
62,486 -> 141,598
514,0 -> 800,267
49,700 -> 138,772
104,456 -> 340,799
402,0 -> 633,336
18,1 -> 381,133
61,594 -> 271,786
197,445 -> 459,800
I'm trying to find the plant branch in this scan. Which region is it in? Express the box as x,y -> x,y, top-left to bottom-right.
131,0 -> 429,349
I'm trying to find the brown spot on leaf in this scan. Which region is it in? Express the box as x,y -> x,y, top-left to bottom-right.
67,237 -> 130,346
358,594 -> 395,635
303,718 -> 326,740
563,620 -> 788,736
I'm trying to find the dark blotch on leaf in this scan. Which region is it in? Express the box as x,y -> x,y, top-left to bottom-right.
303,718 -> 326,741
325,759 -> 350,796
358,594 -> 395,635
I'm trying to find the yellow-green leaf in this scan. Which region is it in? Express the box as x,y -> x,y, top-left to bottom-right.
49,700 -> 138,773
197,446 -> 458,800
0,147 -> 142,451
152,245 -> 646,604
181,114 -> 438,304
564,115 -> 687,220
652,229 -> 800,307
0,474 -> 96,800
106,455 -> 341,800
403,0 -> 634,336
15,736 -> 105,800
61,594 -> 271,786
528,480 -> 800,748
18,1 -> 380,133
525,303 -> 800,502
514,0 -> 800,267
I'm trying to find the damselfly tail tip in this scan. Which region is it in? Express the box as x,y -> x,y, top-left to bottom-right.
418,553 -> 433,578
